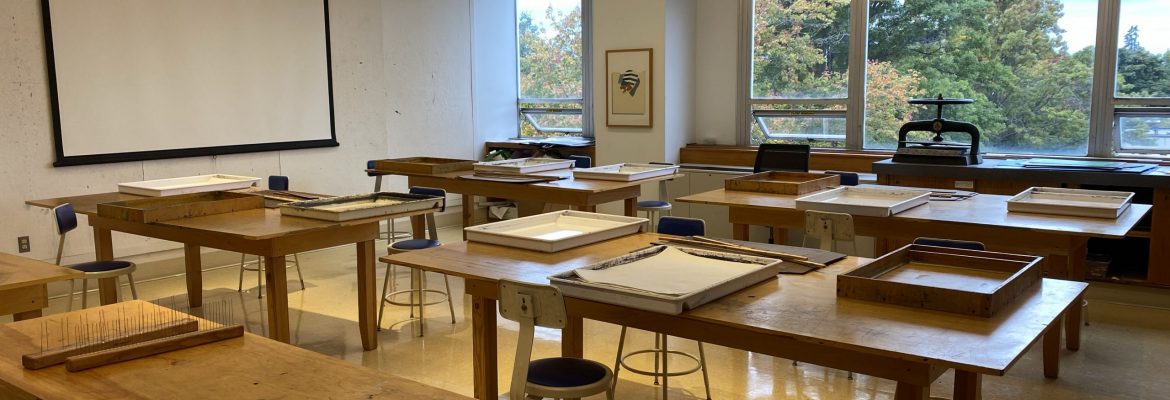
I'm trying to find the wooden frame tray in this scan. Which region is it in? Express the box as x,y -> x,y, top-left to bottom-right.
97,192 -> 264,223
1007,187 -> 1134,219
837,244 -> 1042,317
118,174 -> 261,197
549,245 -> 782,314
725,171 -> 840,195
473,158 -> 575,174
279,192 -> 442,221
464,211 -> 647,252
371,157 -> 475,175
571,163 -> 679,181
795,186 -> 930,217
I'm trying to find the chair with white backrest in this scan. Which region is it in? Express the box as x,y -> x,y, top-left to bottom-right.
378,186 -> 456,336
612,216 -> 712,400
800,209 -> 858,377
499,279 -> 614,400
238,175 -> 305,298
802,210 -> 857,254
52,203 -> 139,310
634,162 -> 677,231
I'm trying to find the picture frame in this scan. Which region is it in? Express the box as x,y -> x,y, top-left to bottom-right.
605,48 -> 653,128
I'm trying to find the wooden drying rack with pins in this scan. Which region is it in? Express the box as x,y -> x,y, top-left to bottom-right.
655,235 -> 828,270
21,298 -> 243,372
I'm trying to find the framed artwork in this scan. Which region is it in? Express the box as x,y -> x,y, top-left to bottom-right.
605,48 -> 653,127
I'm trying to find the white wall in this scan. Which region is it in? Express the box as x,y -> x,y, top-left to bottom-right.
694,0 -> 741,145
0,0 -> 390,265
664,0 -> 697,163
592,0 -> 667,166
472,0 -> 520,146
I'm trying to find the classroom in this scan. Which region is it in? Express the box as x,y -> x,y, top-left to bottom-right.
2,0 -> 1170,399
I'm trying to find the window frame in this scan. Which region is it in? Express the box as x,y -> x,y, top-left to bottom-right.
739,0 -> 1170,158
515,0 -> 593,138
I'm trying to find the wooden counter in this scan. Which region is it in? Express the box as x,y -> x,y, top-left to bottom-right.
0,253 -> 81,321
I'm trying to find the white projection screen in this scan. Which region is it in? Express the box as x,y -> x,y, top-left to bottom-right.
43,0 -> 337,166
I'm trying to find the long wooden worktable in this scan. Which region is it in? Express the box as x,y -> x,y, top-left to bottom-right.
676,187 -> 1151,281
26,192 -> 437,351
382,233 -> 1086,400
368,167 -> 681,232
0,253 -> 81,321
0,301 -> 471,399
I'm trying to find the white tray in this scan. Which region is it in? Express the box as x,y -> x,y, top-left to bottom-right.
118,174 -> 261,197
549,245 -> 783,314
473,158 -> 575,174
280,192 -> 442,221
795,186 -> 930,217
1007,187 -> 1134,219
571,163 -> 679,182
464,211 -> 647,252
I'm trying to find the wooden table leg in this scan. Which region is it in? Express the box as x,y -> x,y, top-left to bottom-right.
13,309 -> 42,321
624,197 -> 636,217
263,255 -> 290,343
356,240 -> 377,351
733,223 -> 749,241
1148,188 -> 1170,286
462,194 -> 473,240
184,244 -> 203,308
1065,293 -> 1083,351
562,315 -> 584,358
411,215 -> 425,239
576,204 -> 598,213
894,381 -> 929,400
771,226 -> 788,245
953,370 -> 982,400
472,295 -> 498,400
1068,237 -> 1089,281
1043,316 -> 1062,378
92,227 -> 120,305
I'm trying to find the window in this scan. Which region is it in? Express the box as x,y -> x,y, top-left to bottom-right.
516,0 -> 591,137
748,0 -> 852,147
744,0 -> 1170,157
1112,1 -> 1170,154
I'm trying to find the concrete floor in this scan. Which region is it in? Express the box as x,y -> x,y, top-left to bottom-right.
12,226 -> 1170,399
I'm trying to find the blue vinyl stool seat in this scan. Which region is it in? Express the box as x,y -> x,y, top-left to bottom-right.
528,358 -> 611,388
70,260 -> 134,273
379,186 -> 456,336
390,239 -> 441,251
636,200 -> 671,208
613,216 -> 711,399
52,203 -> 138,310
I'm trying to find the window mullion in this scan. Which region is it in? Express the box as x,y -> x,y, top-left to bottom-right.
1089,0 -> 1121,157
844,0 -> 868,151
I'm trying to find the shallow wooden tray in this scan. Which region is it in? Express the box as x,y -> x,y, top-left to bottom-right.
837,244 -> 1042,317
371,157 -> 475,175
96,192 -> 264,223
571,163 -> 679,182
1007,187 -> 1134,219
118,174 -> 261,197
473,158 -> 575,174
725,171 -> 840,195
549,245 -> 783,314
280,192 -> 442,222
794,186 -> 930,217
464,210 -> 646,252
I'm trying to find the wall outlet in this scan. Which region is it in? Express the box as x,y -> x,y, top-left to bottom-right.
954,180 -> 975,190
17,236 -> 30,253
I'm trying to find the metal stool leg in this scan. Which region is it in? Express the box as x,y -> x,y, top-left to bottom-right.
292,253 -> 305,290
417,270 -> 426,337
66,279 -> 76,311
698,342 -> 711,400
378,263 -> 393,330
81,279 -> 88,309
237,254 -> 247,292
443,274 -> 456,323
126,273 -> 138,300
256,256 -> 263,299
612,326 -> 627,392
661,335 -> 669,398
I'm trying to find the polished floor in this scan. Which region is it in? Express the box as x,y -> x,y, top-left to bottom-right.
17,226 -> 1170,399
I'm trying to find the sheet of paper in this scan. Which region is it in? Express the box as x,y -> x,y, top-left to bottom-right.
574,247 -> 763,295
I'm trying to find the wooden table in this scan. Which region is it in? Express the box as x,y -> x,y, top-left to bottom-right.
368,167 -> 681,234
27,193 -> 438,351
0,253 -> 82,321
0,301 -> 472,399
382,233 -> 1087,400
676,187 -> 1152,281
